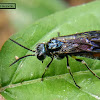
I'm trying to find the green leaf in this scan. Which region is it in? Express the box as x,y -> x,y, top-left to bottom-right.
0,1 -> 100,100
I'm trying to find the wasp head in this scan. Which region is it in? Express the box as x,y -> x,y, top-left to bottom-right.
36,43 -> 46,61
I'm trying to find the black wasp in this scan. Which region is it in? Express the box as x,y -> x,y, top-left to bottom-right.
10,30 -> 100,88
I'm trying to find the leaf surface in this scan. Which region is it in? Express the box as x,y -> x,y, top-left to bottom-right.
0,1 -> 100,100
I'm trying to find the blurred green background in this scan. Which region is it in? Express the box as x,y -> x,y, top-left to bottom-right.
0,0 -> 94,50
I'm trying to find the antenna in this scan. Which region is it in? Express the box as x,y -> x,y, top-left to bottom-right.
10,54 -> 35,67
9,38 -> 35,52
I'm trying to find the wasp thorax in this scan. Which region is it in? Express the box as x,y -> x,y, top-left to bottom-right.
36,43 -> 46,61
47,39 -> 63,50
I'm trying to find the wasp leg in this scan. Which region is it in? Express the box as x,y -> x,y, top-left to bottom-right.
41,57 -> 53,81
72,56 -> 100,79
57,32 -> 60,37
66,56 -> 81,88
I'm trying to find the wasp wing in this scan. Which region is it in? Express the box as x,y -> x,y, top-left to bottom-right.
54,31 -> 100,54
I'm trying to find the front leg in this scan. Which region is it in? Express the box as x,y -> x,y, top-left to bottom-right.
41,57 -> 53,81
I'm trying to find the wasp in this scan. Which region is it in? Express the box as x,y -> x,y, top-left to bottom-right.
9,30 -> 100,88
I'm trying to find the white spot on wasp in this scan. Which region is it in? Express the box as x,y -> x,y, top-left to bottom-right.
72,44 -> 78,47
86,39 -> 89,43
63,38 -> 65,41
